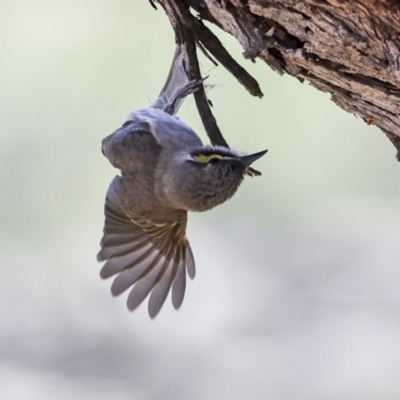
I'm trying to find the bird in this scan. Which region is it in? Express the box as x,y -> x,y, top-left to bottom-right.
97,46 -> 267,318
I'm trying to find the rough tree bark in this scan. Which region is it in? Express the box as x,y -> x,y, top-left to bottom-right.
155,0 -> 400,160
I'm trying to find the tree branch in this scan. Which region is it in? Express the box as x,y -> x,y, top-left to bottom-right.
155,0 -> 400,160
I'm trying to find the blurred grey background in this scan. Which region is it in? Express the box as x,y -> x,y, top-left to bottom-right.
1,1 -> 400,399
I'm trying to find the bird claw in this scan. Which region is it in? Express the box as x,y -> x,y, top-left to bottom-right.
163,78 -> 206,115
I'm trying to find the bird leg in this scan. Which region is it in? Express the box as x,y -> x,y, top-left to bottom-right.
163,78 -> 205,115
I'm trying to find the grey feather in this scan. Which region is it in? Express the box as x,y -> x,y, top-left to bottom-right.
100,242 -> 153,279
186,245 -> 196,279
126,255 -> 166,311
100,232 -> 143,248
148,259 -> 175,318
97,235 -> 148,261
110,251 -> 160,296
171,260 -> 186,310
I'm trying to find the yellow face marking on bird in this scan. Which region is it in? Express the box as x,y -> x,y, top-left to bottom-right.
193,153 -> 228,163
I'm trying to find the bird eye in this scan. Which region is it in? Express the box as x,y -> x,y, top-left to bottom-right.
193,153 -> 226,163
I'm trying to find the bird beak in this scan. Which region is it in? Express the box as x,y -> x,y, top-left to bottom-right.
240,149 -> 268,167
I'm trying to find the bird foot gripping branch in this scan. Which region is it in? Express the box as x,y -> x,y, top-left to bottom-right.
98,47 -> 267,318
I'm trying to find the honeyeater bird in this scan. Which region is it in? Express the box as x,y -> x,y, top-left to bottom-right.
98,47 -> 267,318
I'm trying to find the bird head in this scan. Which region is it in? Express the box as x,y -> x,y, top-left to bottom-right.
157,145 -> 267,212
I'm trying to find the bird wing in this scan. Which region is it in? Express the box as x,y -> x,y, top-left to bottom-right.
97,177 -> 195,318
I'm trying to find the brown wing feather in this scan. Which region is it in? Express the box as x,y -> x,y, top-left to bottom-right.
98,177 -> 195,318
